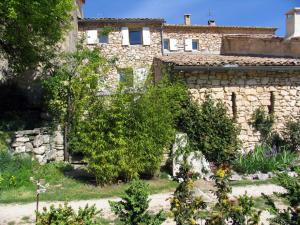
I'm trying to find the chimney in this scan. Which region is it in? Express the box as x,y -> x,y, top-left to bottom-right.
184,14 -> 191,25
208,19 -> 216,26
286,8 -> 300,39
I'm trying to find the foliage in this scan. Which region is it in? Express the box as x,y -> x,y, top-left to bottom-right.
205,166 -> 261,225
37,203 -> 101,225
233,145 -> 297,174
72,79 -> 188,185
170,157 -> 207,225
44,45 -> 113,160
0,150 -> 72,192
178,96 -> 240,166
0,0 -> 74,74
283,119 -> 300,151
100,27 -> 114,36
110,179 -> 166,225
263,169 -> 300,225
250,107 -> 274,143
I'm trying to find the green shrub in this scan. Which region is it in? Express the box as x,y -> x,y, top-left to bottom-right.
109,179 -> 166,225
72,80 -> 188,185
233,145 -> 297,174
283,119 -> 300,151
205,166 -> 261,225
178,96 -> 240,166
170,158 -> 207,225
250,107 -> 274,143
37,203 -> 101,225
263,170 -> 300,224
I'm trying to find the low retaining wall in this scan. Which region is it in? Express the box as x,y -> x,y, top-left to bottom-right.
11,128 -> 64,164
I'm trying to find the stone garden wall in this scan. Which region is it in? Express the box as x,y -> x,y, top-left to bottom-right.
180,69 -> 300,150
11,128 -> 64,164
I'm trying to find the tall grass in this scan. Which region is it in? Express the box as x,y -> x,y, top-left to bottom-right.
233,145 -> 297,174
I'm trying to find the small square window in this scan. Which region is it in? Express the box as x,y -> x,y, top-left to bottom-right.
129,30 -> 142,45
192,40 -> 199,51
163,39 -> 170,50
118,68 -> 134,87
98,30 -> 108,44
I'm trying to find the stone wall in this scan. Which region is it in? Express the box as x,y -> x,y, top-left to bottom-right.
178,69 -> 300,150
222,36 -> 300,58
11,128 -> 64,164
163,26 -> 275,55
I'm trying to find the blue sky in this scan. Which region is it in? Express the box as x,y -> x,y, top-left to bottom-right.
83,0 -> 299,36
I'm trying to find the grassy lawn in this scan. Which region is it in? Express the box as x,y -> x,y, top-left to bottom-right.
0,176 -> 177,204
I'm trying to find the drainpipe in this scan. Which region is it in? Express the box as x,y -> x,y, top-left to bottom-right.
160,24 -> 165,56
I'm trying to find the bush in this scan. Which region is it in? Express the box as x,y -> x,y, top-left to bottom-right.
205,166 -> 261,225
170,158 -> 207,225
109,179 -> 166,225
283,119 -> 300,151
233,145 -> 297,174
178,96 -> 240,166
250,107 -> 274,143
263,170 -> 300,224
37,203 -> 100,225
72,80 -> 188,185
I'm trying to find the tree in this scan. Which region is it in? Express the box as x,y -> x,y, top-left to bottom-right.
0,0 -> 74,74
43,45 -> 113,161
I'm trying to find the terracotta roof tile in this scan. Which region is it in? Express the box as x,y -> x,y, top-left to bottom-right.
164,24 -> 277,31
156,54 -> 300,67
79,18 -> 165,23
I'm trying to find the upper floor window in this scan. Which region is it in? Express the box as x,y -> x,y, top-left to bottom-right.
163,39 -> 170,50
129,30 -> 142,45
192,39 -> 199,51
98,30 -> 109,44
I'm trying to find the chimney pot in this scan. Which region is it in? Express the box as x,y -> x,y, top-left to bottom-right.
285,8 -> 300,39
208,19 -> 216,26
184,14 -> 191,25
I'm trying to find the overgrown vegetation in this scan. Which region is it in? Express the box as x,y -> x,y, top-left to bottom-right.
178,96 -> 240,166
0,0 -> 74,74
283,119 -> 300,152
110,179 -> 166,225
37,203 -> 100,225
233,145 -> 297,174
263,169 -> 300,224
170,157 -> 207,225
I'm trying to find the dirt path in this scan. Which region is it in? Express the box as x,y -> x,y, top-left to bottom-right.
0,184 -> 285,225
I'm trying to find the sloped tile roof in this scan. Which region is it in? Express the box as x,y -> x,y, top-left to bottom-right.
164,24 -> 277,31
79,18 -> 165,23
156,54 -> 300,67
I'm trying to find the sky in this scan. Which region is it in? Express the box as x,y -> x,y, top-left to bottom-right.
83,0 -> 299,36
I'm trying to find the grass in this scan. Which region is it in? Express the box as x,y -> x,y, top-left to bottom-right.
0,159 -> 177,204
230,178 -> 276,187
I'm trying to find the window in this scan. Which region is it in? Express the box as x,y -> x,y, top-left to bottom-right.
129,30 -> 142,45
163,39 -> 170,50
118,68 -> 134,87
192,39 -> 199,51
98,31 -> 108,44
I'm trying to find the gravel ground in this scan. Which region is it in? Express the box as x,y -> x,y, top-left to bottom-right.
0,184 -> 285,225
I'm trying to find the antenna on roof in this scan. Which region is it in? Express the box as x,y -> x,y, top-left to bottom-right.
208,9 -> 216,26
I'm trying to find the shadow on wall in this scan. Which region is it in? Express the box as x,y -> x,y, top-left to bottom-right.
0,82 -> 47,131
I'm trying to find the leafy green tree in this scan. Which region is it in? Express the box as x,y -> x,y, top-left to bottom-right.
72,80 -> 188,185
0,0 -> 74,74
110,179 -> 166,225
263,170 -> 300,225
178,96 -> 240,166
43,45 -> 113,161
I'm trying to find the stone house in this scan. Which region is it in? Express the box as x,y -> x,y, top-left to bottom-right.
79,8 -> 300,150
9,4 -> 300,161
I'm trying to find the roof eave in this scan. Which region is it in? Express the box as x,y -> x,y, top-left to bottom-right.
173,65 -> 300,71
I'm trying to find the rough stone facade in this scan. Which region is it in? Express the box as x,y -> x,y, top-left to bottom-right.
11,128 -> 64,164
163,26 -> 275,55
180,69 -> 300,150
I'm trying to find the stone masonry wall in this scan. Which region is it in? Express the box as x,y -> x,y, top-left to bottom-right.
163,26 -> 275,55
180,69 -> 300,150
11,128 -> 64,164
